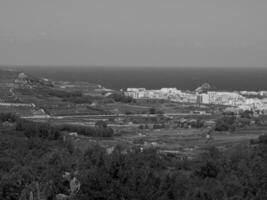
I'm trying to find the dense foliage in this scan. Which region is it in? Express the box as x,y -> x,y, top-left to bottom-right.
48,89 -> 98,104
0,125 -> 78,199
1,113 -> 267,199
60,122 -> 114,138
0,113 -> 18,123
215,110 -> 261,132
14,118 -> 114,139
109,93 -> 135,103
16,119 -> 61,140
76,141 -> 267,200
48,90 -> 83,99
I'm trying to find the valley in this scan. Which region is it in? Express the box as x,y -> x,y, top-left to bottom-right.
1,68 -> 266,160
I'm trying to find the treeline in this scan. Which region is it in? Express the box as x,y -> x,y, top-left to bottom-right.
215,110 -> 260,131
48,89 -> 96,104
16,119 -> 61,140
48,90 -> 83,98
1,113 -> 114,139
0,112 -> 18,122
16,119 -> 114,139
59,122 -> 114,137
48,89 -> 136,104
109,92 -> 135,103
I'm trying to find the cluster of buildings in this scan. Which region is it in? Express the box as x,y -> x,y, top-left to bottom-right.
240,90 -> 267,97
198,92 -> 245,106
125,88 -> 267,112
125,88 -> 197,103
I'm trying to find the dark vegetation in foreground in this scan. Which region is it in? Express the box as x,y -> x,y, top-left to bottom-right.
1,113 -> 267,200
0,111 -> 113,139
215,110 -> 263,132
16,119 -> 114,139
47,89 -> 135,104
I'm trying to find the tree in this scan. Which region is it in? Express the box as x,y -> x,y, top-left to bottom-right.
240,110 -> 253,119
149,108 -> 156,114
95,120 -> 107,128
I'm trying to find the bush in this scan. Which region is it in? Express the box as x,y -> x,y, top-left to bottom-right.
109,93 -> 135,103
0,113 -> 18,122
48,90 -> 82,98
215,116 -> 236,131
60,124 -> 114,138
16,120 -> 61,140
149,108 -> 156,114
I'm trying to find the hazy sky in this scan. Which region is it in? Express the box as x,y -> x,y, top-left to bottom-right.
0,0 -> 267,67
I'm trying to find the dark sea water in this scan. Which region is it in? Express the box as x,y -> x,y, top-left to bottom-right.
6,66 -> 267,91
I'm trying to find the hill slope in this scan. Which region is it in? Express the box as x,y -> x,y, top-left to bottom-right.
0,68 -> 113,116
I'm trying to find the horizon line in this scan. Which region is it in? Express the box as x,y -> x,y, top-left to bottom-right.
0,65 -> 267,69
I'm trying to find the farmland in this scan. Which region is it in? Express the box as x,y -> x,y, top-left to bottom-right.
66,124 -> 265,159
1,68 -> 267,159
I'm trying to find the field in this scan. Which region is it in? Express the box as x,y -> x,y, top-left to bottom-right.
1,68 -> 267,160
68,126 -> 265,158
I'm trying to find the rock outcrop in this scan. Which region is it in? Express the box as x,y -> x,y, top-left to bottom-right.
195,82 -> 212,93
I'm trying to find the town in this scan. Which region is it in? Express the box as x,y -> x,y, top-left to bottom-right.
125,85 -> 267,113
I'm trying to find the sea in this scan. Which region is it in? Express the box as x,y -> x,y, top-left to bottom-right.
4,66 -> 267,91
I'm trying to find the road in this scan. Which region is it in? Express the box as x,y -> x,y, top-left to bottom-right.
22,112 -> 211,119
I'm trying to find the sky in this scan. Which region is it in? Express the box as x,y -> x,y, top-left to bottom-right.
0,0 -> 267,67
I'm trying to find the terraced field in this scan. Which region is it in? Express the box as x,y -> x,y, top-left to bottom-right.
69,126 -> 265,159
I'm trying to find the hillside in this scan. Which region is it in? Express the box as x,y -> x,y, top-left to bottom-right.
0,68 -> 114,116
